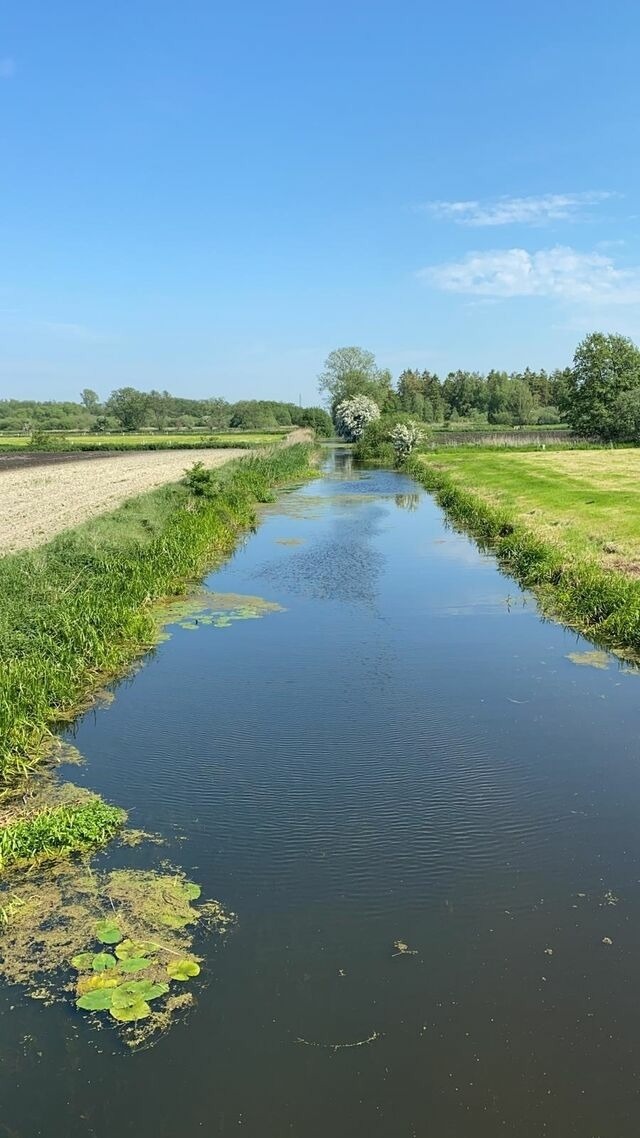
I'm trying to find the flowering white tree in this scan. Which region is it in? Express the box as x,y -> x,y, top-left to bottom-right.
334,395 -> 381,441
390,420 -> 422,460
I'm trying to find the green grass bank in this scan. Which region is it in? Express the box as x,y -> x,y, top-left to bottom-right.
0,442 -> 314,783
407,449 -> 640,659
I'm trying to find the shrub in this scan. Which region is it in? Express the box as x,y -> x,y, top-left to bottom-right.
390,420 -> 423,461
334,395 -> 381,441
183,461 -> 220,499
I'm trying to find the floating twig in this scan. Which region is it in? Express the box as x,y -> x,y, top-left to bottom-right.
295,1031 -> 382,1051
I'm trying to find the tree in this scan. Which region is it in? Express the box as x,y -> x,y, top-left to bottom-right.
566,332 -> 640,439
80,388 -> 100,412
334,395 -> 381,441
318,346 -> 392,412
106,387 -> 150,431
297,407 -> 333,436
506,379 -> 534,426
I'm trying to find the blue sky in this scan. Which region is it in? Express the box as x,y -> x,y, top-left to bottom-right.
2,0 -> 640,404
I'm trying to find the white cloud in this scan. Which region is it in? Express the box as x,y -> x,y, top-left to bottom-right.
0,57 -> 16,79
421,192 -> 615,227
420,245 -> 640,305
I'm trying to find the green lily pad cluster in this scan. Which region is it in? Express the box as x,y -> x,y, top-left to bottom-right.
162,590 -> 284,632
0,862 -> 235,1049
71,891 -> 206,1031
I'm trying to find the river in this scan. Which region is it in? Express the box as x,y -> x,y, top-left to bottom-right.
2,447 -> 640,1137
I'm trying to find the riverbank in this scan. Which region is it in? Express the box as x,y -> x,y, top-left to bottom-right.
407,447 -> 640,659
0,441 -> 315,788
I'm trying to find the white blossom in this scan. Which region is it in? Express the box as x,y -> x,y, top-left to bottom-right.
390,420 -> 422,459
334,395 -> 381,441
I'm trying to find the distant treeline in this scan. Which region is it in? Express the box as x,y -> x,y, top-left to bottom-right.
0,389 -> 333,436
393,367 -> 569,426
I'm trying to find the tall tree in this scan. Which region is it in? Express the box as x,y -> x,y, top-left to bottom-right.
566,332 -> 640,439
106,387 -> 150,431
80,388 -> 100,411
318,346 -> 392,412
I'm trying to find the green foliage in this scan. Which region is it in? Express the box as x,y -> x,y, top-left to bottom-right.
0,800 -> 126,872
565,332 -> 640,440
183,461 -> 220,499
106,387 -> 150,431
296,406 -> 333,436
318,346 -> 393,413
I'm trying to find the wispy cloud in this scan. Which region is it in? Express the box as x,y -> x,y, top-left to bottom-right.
42,321 -> 105,342
419,245 -> 640,305
420,192 -> 615,227
0,57 -> 16,80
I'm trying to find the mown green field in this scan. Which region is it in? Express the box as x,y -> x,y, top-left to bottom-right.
0,431 -> 285,452
417,447 -> 640,573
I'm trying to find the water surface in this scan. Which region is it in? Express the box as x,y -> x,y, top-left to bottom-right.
2,449 -> 640,1137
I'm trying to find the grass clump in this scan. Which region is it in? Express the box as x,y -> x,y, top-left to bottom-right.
0,442 -> 314,780
408,452 -> 640,659
0,799 -> 126,873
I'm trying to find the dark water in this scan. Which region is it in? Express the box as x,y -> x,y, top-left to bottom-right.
2,448 -> 640,1137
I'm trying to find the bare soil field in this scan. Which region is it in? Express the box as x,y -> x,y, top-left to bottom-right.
0,447 -> 247,553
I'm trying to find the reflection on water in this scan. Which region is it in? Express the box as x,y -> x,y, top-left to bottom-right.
2,448 -> 640,1137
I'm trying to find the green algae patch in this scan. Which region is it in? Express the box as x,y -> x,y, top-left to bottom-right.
161,589 -> 285,632
0,862 -> 235,1049
566,650 -> 611,670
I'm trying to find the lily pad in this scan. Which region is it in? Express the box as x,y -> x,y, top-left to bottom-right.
115,939 -> 154,961
111,980 -> 169,1009
76,988 -> 115,1011
70,953 -> 94,970
92,952 -> 117,972
166,958 -> 200,981
77,973 -> 120,995
95,919 -> 122,945
119,957 -> 150,973
110,999 -> 151,1022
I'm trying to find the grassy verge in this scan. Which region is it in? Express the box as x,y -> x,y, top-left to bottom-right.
0,799 -> 126,875
0,442 -> 314,781
407,449 -> 640,658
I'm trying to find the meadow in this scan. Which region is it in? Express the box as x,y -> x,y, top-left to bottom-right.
417,447 -> 640,572
0,430 -> 286,452
408,446 -> 640,659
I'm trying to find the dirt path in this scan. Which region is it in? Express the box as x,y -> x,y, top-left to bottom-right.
0,448 -> 248,554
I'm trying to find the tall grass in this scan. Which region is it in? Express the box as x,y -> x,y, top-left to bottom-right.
407,455 -> 640,658
0,443 -> 314,781
0,799 -> 126,873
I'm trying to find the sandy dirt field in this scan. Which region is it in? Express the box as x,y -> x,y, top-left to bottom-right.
0,447 -> 247,554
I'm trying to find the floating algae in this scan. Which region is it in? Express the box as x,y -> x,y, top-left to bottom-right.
0,862 -> 235,1049
161,590 -> 285,633
566,650 -> 611,670
275,537 -> 304,546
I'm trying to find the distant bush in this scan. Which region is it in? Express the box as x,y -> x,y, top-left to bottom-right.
28,430 -> 69,452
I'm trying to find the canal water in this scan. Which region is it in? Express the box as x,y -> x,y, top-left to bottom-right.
2,448 -> 640,1137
